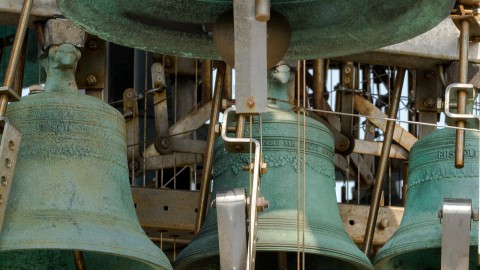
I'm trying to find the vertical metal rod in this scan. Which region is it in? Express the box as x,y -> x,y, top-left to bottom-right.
13,30 -> 28,96
224,64 -> 232,99
73,251 -> 86,270
0,0 -> 34,117
194,62 -> 225,233
313,59 -> 325,111
236,115 -> 247,138
402,161 -> 409,207
202,60 -> 212,104
363,68 -> 406,256
455,19 -> 470,168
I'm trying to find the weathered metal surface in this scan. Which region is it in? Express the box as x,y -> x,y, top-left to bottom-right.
374,128 -> 479,269
44,18 -> 85,49
339,204 -> 403,247
232,0 -> 267,114
170,101 -> 211,138
334,18 -> 480,69
354,95 -> 418,151
132,188 -> 198,232
440,199 -> 473,270
57,1 -> 453,60
175,67 -> 373,270
76,35 -> 107,100
144,152 -> 203,171
216,189 -> 248,270
0,0 -> 60,26
0,118 -> 21,235
353,140 -> 408,160
123,88 -> 143,175
0,44 -> 172,270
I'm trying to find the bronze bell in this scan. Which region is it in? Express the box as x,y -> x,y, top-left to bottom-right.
0,44 -> 172,269
174,65 -> 373,270
56,1 -> 454,61
374,128 -> 479,269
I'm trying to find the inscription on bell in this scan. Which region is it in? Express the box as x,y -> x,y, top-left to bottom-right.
438,149 -> 478,159
262,138 -> 332,158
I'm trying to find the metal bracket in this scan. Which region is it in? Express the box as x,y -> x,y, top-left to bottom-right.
0,86 -> 20,102
233,0 -> 268,114
216,188 -> 248,270
438,198 -> 475,270
0,118 -> 21,234
221,107 -> 263,270
444,83 -> 479,127
123,88 -> 143,175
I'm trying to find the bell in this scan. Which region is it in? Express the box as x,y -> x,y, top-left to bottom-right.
174,65 -> 373,270
0,44 -> 172,270
56,1 -> 453,60
374,128 -> 479,269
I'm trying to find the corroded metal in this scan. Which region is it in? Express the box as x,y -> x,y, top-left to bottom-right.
374,128 -> 479,269
175,66 -> 373,270
57,1 -> 454,60
0,44 -> 172,270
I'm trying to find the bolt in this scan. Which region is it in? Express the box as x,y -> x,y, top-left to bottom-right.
155,64 -> 163,72
436,98 -> 444,113
423,97 -> 435,108
88,39 -> 98,49
160,138 -> 170,149
256,197 -> 269,212
261,162 -> 268,175
86,74 -> 97,86
344,66 -> 352,74
424,71 -> 434,80
129,161 -> 139,171
247,98 -> 255,108
379,218 -> 390,229
214,123 -> 222,135
344,77 -> 351,84
126,91 -> 134,98
242,163 -> 253,172
164,58 -> 173,68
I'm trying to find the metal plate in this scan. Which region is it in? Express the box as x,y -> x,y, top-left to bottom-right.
57,0 -> 454,60
0,118 -> 21,234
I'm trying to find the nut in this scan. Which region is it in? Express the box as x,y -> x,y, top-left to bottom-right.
379,218 -> 390,229
424,71 -> 434,80
423,97 -> 435,108
86,74 -> 97,86
247,98 -> 255,108
260,162 -> 268,175
214,123 -> 222,135
88,39 -> 98,49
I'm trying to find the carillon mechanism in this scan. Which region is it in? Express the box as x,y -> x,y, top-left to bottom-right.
1,0 -> 480,270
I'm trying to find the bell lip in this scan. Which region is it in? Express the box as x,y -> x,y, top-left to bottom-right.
56,1 -> 453,61
374,220 -> 478,266
175,224 -> 373,270
0,210 -> 173,270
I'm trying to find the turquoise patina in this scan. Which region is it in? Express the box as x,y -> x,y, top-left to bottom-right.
0,44 -> 172,269
174,66 -> 373,270
375,128 -> 479,269
57,0 -> 454,60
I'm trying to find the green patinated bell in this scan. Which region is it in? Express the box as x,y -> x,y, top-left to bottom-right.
56,0 -> 453,60
0,44 -> 172,270
374,129 -> 479,269
175,66 -> 373,270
